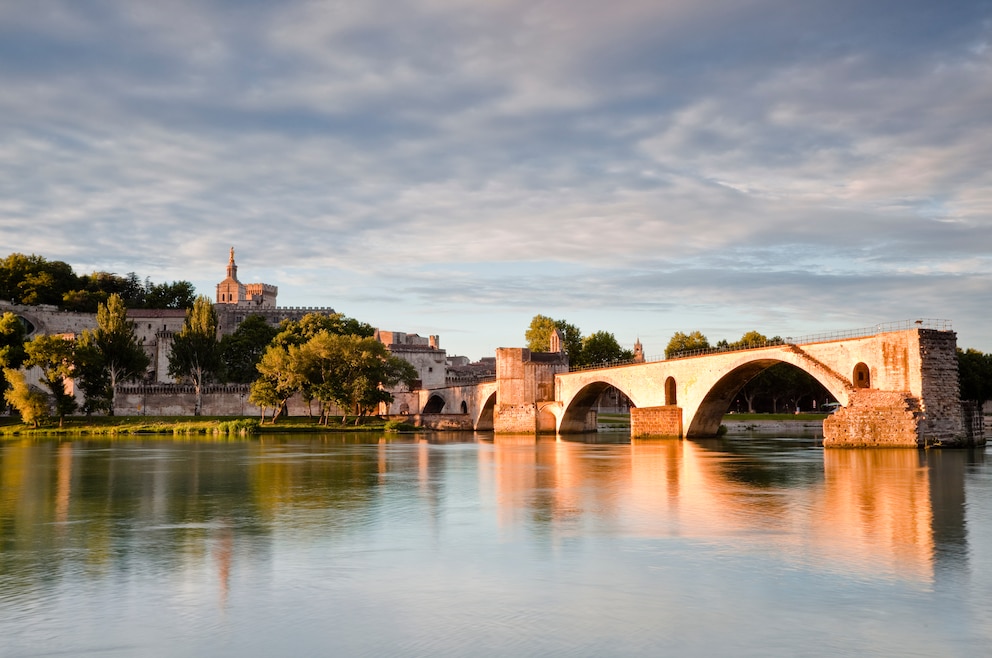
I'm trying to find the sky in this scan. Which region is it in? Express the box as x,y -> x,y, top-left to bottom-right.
1,0 -> 990,360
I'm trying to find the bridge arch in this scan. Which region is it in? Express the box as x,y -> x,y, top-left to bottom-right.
475,391 -> 496,430
559,381 -> 637,434
423,394 -> 445,414
684,353 -> 854,437
556,344 -> 857,438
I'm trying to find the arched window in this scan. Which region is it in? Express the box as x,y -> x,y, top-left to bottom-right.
853,363 -> 871,389
460,401 -> 468,414
665,376 -> 677,406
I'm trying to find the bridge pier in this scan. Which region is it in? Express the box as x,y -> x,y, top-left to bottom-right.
630,406 -> 683,438
821,329 -> 981,448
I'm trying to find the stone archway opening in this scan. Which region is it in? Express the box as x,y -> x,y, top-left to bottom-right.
423,395 -> 445,414
688,360 -> 835,437
476,392 -> 496,431
460,400 -> 468,414
853,362 -> 871,389
560,381 -> 631,433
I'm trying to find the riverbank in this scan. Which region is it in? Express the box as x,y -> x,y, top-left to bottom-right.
718,413 -> 828,434
0,412 -> 832,438
599,412 -> 829,433
0,415 -> 416,438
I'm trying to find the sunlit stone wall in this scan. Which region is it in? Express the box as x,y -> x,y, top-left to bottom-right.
630,406 -> 683,438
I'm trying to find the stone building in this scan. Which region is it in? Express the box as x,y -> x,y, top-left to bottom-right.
3,249 -> 486,414
212,248 -> 337,337
128,309 -> 188,382
216,247 -> 277,307
375,330 -> 446,389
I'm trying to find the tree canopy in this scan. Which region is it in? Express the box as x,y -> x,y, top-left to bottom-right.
167,296 -> 221,415
221,314 -> 279,383
665,331 -> 711,358
958,348 -> 992,404
76,294 -> 151,414
2,368 -> 48,428
576,331 -> 633,367
0,252 -> 196,311
0,312 -> 27,405
251,313 -> 416,424
23,333 -> 78,425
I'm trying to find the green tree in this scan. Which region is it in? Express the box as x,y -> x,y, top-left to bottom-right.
2,368 -> 49,427
249,312 -> 378,421
221,315 -> 279,383
525,314 -> 582,358
248,376 -> 282,423
958,348 -> 992,404
252,343 -> 306,423
577,331 -> 634,367
734,331 -> 769,349
76,294 -> 150,414
525,315 -> 558,352
0,312 -> 27,408
0,253 -> 79,306
274,312 -> 375,348
24,333 -> 78,425
665,331 -> 710,358
144,280 -> 197,309
168,296 -> 221,415
303,332 -> 417,424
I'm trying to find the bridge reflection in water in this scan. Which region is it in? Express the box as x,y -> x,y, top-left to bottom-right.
483,435 -> 976,584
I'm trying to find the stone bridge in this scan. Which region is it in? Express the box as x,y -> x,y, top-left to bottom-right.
418,322 -> 982,448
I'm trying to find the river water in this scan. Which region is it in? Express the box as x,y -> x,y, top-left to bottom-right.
1,431 -> 990,657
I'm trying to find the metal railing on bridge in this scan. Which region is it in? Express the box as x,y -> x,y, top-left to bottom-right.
568,319 -> 953,373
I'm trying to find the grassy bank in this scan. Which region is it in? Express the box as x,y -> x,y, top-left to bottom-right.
1,411 -> 828,439
0,415 -> 411,438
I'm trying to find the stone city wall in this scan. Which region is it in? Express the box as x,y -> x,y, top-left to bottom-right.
0,302 -> 97,337
114,385 -> 347,418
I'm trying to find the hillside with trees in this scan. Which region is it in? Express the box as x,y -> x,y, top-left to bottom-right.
1,252 -> 196,311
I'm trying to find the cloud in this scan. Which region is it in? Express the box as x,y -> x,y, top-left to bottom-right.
1,0 -> 990,356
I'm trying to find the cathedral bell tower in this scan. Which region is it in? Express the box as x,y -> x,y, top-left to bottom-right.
215,247 -> 246,304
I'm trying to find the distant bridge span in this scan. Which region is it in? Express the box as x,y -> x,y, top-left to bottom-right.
420,321 -> 981,448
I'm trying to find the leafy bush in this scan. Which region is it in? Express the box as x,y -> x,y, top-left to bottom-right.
384,419 -> 418,432
216,419 -> 260,436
